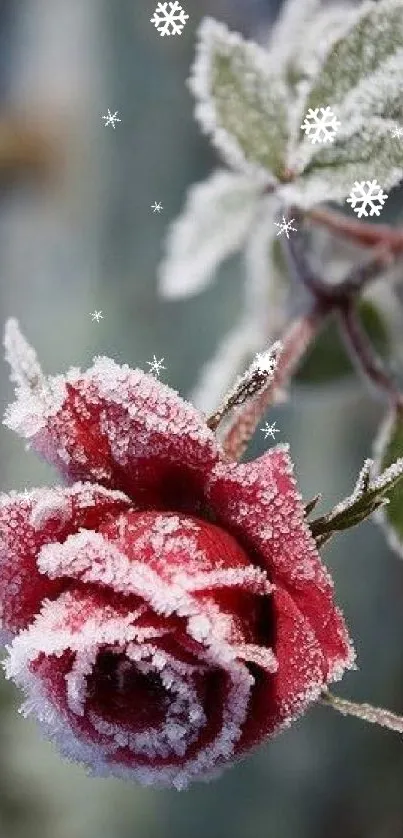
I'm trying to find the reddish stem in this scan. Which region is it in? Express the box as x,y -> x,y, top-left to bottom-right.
222,303 -> 327,461
309,207 -> 403,254
337,300 -> 403,407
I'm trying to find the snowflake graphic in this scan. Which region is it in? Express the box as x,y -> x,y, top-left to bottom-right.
261,422 -> 280,441
391,125 -> 403,139
147,355 -> 166,377
150,2 -> 189,36
346,180 -> 388,218
274,216 -> 297,239
90,310 -> 103,322
102,109 -> 121,129
151,201 -> 163,213
300,107 -> 340,144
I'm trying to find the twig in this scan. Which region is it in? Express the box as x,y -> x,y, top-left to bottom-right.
221,304 -> 326,461
337,299 -> 403,406
309,206 -> 403,254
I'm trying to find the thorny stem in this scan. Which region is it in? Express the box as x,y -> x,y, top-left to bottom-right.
283,210 -> 403,407
215,206 -> 402,461
322,690 -> 403,735
285,209 -> 395,302
221,303 -> 327,461
337,299 -> 403,407
309,206 -> 403,254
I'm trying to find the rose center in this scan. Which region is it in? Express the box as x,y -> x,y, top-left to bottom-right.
87,649 -> 169,730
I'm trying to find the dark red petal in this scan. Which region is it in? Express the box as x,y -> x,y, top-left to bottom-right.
5,333 -> 219,505
206,444 -> 355,681
235,586 -> 325,753
0,482 -> 131,634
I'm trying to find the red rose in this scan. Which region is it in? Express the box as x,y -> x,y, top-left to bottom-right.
0,320 -> 354,789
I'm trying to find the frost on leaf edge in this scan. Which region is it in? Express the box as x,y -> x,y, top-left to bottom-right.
158,169 -> 264,299
188,16 -> 287,180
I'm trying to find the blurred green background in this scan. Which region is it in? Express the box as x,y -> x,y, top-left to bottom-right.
1,2 -> 403,837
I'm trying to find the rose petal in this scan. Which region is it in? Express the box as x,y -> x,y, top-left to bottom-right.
4,588 -> 253,789
206,444 -> 355,681
4,321 -> 219,507
38,510 -> 275,654
0,482 -> 131,634
235,587 -> 325,753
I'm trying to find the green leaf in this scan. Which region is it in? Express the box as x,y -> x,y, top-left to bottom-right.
288,0 -> 403,206
158,169 -> 264,298
296,300 -> 390,384
303,0 -> 403,112
310,449 -> 403,543
289,119 -> 403,208
371,405 -> 403,557
189,18 -> 290,179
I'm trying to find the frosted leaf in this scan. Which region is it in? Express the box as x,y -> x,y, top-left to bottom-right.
371,406 -> 403,558
190,318 -> 264,415
288,0 -> 403,201
207,340 -> 282,431
243,197 -> 288,338
190,196 -> 286,415
289,3 -> 360,85
3,319 -> 69,439
266,0 -> 321,68
311,438 -> 403,544
302,0 -> 403,114
284,119 -> 403,208
4,318 -> 45,391
338,49 -> 403,124
158,169 -> 264,299
189,18 -> 290,179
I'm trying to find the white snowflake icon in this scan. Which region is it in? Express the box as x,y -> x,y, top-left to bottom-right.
274,216 -> 297,239
391,125 -> 403,140
102,109 -> 121,129
300,106 -> 340,144
346,180 -> 388,218
261,421 -> 280,441
150,2 -> 189,36
147,355 -> 166,377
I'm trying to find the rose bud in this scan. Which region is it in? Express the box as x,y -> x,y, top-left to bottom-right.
0,320 -> 354,789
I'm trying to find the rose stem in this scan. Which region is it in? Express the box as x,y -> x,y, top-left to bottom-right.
308,206 -> 403,254
222,304 -> 326,461
337,299 -> 403,407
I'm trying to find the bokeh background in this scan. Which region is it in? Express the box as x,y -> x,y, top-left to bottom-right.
1,1 -> 403,837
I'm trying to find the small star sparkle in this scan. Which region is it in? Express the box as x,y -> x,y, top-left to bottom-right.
274,216 -> 297,239
151,202 -> 163,213
147,355 -> 166,377
391,125 -> 403,139
261,421 -> 280,440
90,311 -> 103,323
102,109 -> 121,129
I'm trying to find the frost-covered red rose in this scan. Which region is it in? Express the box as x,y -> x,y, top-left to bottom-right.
0,320 -> 354,789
